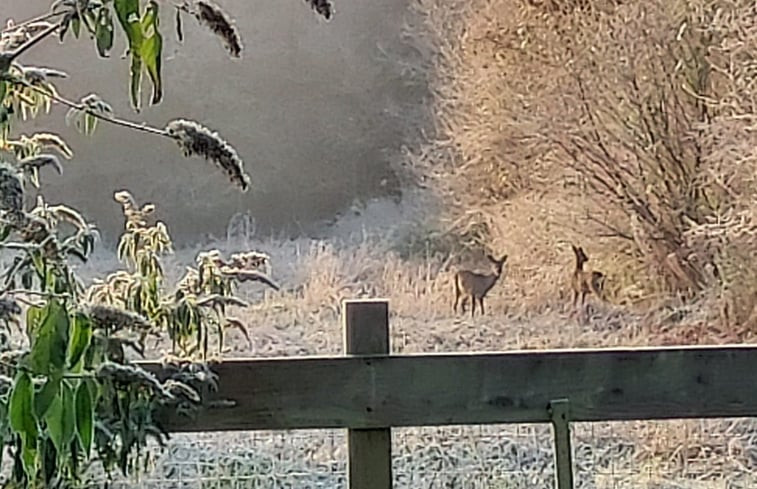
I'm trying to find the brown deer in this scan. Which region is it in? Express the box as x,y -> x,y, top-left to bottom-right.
453,254 -> 508,317
570,244 -> 605,321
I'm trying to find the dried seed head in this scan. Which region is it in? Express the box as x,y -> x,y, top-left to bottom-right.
19,154 -> 63,175
162,379 -> 201,403
227,250 -> 270,272
97,361 -> 165,392
29,133 -> 74,159
193,1 -> 243,58
88,304 -> 153,333
0,297 -> 21,321
0,164 -> 24,215
176,266 -> 200,294
114,190 -> 136,210
14,212 -> 50,243
165,119 -> 250,192
305,0 -> 334,20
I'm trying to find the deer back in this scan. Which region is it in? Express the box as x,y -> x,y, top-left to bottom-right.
456,270 -> 500,298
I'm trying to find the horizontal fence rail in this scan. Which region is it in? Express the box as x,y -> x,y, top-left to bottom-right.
145,344 -> 757,432
137,299 -> 757,489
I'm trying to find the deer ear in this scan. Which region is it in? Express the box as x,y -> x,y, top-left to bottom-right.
501,255 -> 508,263
485,253 -> 496,262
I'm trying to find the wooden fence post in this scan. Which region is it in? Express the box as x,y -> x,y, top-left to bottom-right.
344,299 -> 392,489
549,398 -> 574,489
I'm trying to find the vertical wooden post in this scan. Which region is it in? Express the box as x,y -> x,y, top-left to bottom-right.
344,299 -> 392,489
549,398 -> 574,489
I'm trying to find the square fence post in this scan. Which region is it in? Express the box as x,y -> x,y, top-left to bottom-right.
343,299 -> 392,489
549,398 -> 575,489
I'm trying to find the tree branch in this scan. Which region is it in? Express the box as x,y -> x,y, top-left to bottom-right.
8,77 -> 172,139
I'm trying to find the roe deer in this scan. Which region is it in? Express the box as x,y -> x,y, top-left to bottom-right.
453,254 -> 508,317
570,244 -> 605,321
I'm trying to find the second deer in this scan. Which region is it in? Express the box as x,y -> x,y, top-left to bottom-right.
453,253 -> 508,318
570,244 -> 605,321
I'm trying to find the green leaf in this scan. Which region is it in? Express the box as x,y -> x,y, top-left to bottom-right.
175,7 -> 183,42
0,400 -> 6,468
114,0 -> 144,111
0,223 -> 11,242
75,382 -> 94,455
45,381 -> 76,455
68,313 -> 92,370
21,434 -> 37,479
21,269 -> 33,289
26,305 -> 44,337
72,16 -> 81,38
129,49 -> 144,112
95,7 -> 115,57
34,376 -> 61,419
59,16 -> 71,42
0,80 -> 6,105
44,388 -> 63,452
30,251 -> 45,279
140,1 -> 163,105
29,300 -> 70,376
61,383 -> 76,446
9,372 -> 37,438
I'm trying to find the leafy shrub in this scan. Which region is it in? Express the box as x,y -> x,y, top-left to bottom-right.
0,0 -> 331,486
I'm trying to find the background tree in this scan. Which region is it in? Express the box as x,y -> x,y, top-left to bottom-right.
410,0 -> 757,325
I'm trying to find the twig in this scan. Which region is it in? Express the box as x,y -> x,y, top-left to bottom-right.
7,77 -> 172,139
583,213 -> 634,241
4,289 -> 71,299
1,11 -> 67,34
0,359 -> 95,379
0,22 -> 61,72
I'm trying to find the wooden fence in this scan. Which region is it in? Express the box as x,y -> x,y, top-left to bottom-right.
143,299 -> 757,489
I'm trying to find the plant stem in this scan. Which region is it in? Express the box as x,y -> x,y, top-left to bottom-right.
0,359 -> 95,379
4,289 -> 71,299
9,77 -> 173,139
2,11 -> 67,34
3,22 -> 61,64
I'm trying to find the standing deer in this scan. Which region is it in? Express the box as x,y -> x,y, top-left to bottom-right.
570,244 -> 605,321
453,253 -> 508,317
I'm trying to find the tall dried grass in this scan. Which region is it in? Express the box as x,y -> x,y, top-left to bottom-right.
402,0 -> 757,325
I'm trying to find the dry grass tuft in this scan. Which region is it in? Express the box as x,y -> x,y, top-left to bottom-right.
192,0 -> 243,58
165,119 -> 250,192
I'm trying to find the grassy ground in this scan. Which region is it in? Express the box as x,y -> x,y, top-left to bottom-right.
65,193 -> 757,488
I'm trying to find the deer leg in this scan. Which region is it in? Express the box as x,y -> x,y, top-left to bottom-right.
453,290 -> 460,314
471,296 -> 476,318
460,297 -> 468,313
569,289 -> 578,317
479,297 -> 485,316
580,291 -> 588,324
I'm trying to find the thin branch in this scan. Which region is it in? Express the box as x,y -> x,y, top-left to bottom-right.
1,11 -> 67,34
0,22 -> 61,71
8,77 -> 172,139
0,359 -> 95,379
4,289 -> 71,299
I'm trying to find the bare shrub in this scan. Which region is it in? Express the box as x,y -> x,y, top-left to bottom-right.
412,0 -> 757,313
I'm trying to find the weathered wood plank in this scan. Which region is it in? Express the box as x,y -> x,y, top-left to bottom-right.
344,300 -> 392,489
549,399 -> 574,489
147,344 -> 757,432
